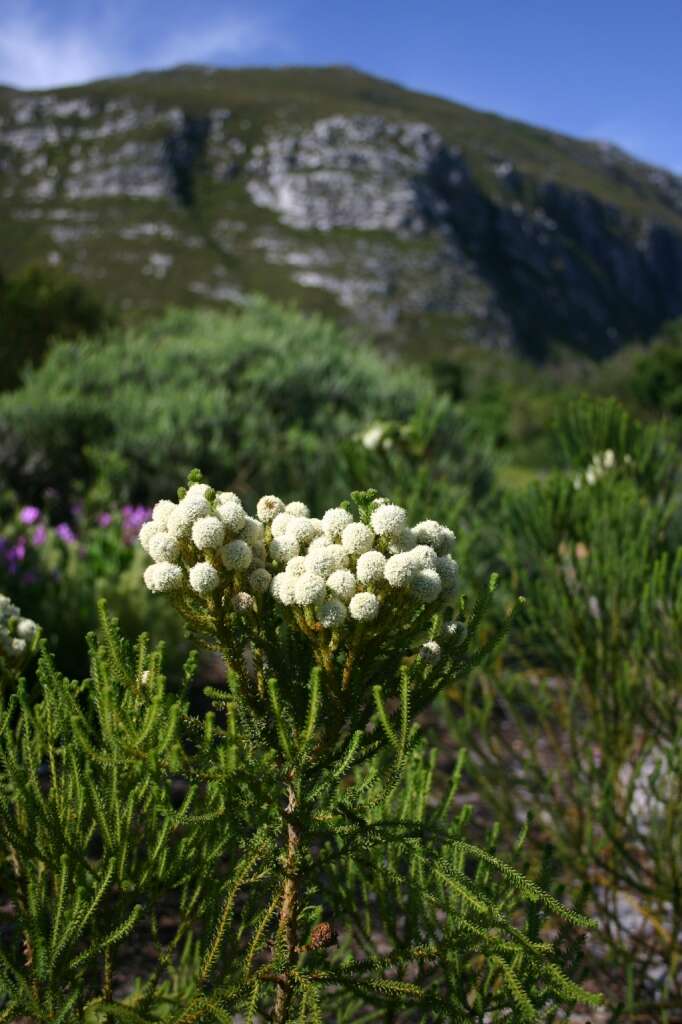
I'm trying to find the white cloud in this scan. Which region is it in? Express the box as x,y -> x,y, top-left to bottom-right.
0,3 -> 278,90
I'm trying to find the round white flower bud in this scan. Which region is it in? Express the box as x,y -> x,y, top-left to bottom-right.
410,568 -> 442,603
186,482 -> 212,499
271,512 -> 294,537
232,591 -> 255,613
389,527 -> 416,553
249,568 -> 272,594
270,535 -> 300,564
144,562 -> 184,593
436,555 -> 459,592
216,490 -> 241,504
167,496 -> 211,539
349,591 -> 380,622
240,515 -> 264,546
11,637 -> 26,656
370,503 -> 407,538
317,598 -> 347,628
305,547 -> 340,579
220,539 -> 253,571
191,516 -> 226,551
409,545 -> 438,570
321,507 -> 354,540
148,531 -> 181,563
189,561 -> 220,594
356,550 -> 387,585
216,500 -> 246,533
384,552 -> 416,588
288,517 -> 319,546
412,520 -> 442,548
15,617 -> 37,639
256,495 -> 285,524
294,572 -> 327,607
326,569 -> 357,603
419,640 -> 442,664
442,620 -> 467,641
152,499 -> 176,527
285,501 -> 310,517
285,555 -> 307,577
341,522 -> 374,555
271,573 -> 295,606
138,520 -> 161,553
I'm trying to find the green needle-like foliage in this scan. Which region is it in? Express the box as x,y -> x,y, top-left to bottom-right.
0,482 -> 600,1022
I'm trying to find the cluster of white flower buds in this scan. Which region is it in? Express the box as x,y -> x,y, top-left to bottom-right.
0,594 -> 38,662
573,448 -> 632,490
140,482 -> 459,649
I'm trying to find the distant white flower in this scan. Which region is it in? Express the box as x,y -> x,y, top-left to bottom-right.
232,591 -> 255,612
189,561 -> 220,594
270,535 -> 300,564
370,503 -> 407,538
326,569 -> 357,603
349,591 -> 380,622
257,495 -> 285,523
271,573 -> 295,606
341,522 -> 374,555
419,640 -> 441,664
152,499 -> 176,527
361,424 -> 385,450
442,620 -> 466,641
144,562 -> 184,593
217,500 -> 246,533
294,572 -> 327,606
410,568 -> 442,603
384,552 -> 416,587
192,516 -> 226,550
317,598 -> 347,628
321,507 -> 354,540
285,501 -> 310,517
249,568 -> 272,594
148,531 -> 181,563
356,549 -> 387,585
220,539 -> 253,571
585,466 -> 598,487
603,448 -> 616,468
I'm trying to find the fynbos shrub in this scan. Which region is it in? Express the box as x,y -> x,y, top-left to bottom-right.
0,477 -> 600,1022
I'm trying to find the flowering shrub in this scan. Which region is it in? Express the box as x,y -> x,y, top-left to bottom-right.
0,473 -> 600,1023
0,592 -> 39,694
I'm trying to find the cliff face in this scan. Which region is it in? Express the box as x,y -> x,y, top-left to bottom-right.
2,65 -> 682,358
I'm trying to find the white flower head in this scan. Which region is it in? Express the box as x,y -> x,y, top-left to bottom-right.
144,562 -> 184,593
270,535 -> 300,565
192,516 -> 226,551
220,539 -> 253,571
216,490 -> 240,504
288,517 -> 320,546
370,503 -> 407,538
152,499 -> 176,528
149,531 -> 181,563
442,620 -> 467,641
410,568 -> 442,603
305,546 -> 341,579
167,496 -> 212,539
232,591 -> 255,613
294,572 -> 327,607
389,527 -> 416,554
138,520 -> 161,553
246,568 -> 269,594
349,591 -> 380,622
15,617 -> 37,640
603,448 -> 616,469
317,598 -> 347,628
285,555 -> 308,577
217,500 -> 246,533
321,507 -> 354,540
409,545 -> 438,570
436,555 -> 459,593
256,494 -> 285,524
11,637 -> 26,656
341,522 -> 374,555
356,549 -> 387,585
419,640 -> 441,664
189,561 -> 220,594
186,482 -> 212,500
384,552 -> 416,588
326,569 -> 357,603
271,573 -> 295,606
271,512 -> 294,537
285,501 -> 310,517
240,515 -> 264,546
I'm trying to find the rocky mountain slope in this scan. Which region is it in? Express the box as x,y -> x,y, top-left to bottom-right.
2,64 -> 682,358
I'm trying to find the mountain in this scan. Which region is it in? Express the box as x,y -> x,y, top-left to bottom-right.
2,64 -> 682,359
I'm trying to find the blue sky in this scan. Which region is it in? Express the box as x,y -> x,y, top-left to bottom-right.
1,0 -> 681,172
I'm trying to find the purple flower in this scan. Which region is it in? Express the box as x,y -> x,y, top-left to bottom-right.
121,504 -> 152,544
97,512 -> 113,527
55,522 -> 77,544
32,524 -> 47,546
19,505 -> 41,525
